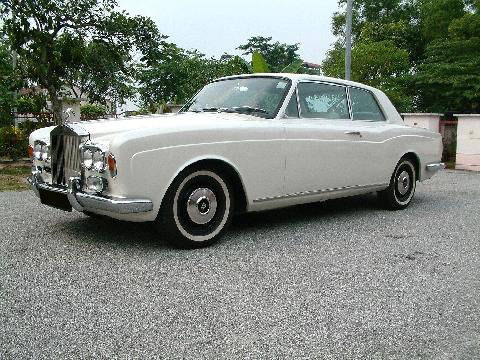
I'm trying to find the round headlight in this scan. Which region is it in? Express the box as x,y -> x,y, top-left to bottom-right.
93,150 -> 105,172
34,144 -> 42,160
41,145 -> 50,162
83,149 -> 93,169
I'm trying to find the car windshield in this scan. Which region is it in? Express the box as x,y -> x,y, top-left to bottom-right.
182,77 -> 291,118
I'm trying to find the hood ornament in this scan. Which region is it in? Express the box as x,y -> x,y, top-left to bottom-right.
63,108 -> 73,125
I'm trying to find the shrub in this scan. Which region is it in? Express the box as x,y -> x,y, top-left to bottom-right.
18,120 -> 44,139
0,125 -> 28,160
81,104 -> 107,119
16,93 -> 48,113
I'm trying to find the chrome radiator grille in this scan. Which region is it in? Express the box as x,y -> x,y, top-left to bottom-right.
51,129 -> 85,186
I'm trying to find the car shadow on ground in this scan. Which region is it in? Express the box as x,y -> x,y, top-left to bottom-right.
231,193 -> 381,230
64,192 -> 389,249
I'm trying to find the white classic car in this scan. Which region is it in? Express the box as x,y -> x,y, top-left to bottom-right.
29,74 -> 444,247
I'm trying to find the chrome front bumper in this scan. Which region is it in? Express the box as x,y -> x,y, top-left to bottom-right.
426,162 -> 446,173
28,172 -> 153,214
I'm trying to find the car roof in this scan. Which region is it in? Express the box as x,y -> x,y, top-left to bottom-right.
216,73 -> 377,92
216,73 -> 404,124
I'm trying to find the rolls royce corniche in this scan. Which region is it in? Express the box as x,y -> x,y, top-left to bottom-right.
28,74 -> 444,247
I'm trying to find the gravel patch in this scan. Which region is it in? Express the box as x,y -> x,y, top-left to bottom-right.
0,170 -> 479,359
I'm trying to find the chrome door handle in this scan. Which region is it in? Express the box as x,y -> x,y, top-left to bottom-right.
344,131 -> 362,136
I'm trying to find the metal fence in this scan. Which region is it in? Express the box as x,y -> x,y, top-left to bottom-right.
13,112 -> 54,127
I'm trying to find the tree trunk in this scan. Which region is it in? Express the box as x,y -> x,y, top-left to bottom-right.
50,91 -> 63,125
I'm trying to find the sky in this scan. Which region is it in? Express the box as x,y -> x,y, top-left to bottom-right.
117,0 -> 341,65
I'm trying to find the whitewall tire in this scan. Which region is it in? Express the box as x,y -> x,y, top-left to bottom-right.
156,167 -> 234,248
378,158 -> 417,210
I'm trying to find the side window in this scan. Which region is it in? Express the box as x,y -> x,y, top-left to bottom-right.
298,82 -> 349,120
284,92 -> 299,118
350,88 -> 385,121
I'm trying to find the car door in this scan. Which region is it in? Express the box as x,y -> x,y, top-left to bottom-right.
344,86 -> 396,185
283,81 -> 369,195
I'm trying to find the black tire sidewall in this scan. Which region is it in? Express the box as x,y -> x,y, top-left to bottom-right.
379,158 -> 417,210
158,167 -> 234,247
392,160 -> 416,206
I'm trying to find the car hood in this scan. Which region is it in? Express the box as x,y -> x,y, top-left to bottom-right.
30,112 -> 267,144
84,112 -> 267,141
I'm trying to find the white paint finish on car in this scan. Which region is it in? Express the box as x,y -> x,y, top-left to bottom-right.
29,73 -> 443,223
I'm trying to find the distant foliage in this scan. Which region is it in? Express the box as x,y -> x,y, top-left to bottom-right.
237,36 -> 301,73
137,45 -> 250,111
414,37 -> 480,113
322,0 -> 480,113
322,40 -> 412,111
0,0 -> 164,124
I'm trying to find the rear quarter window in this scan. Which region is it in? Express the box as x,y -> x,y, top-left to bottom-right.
350,88 -> 385,121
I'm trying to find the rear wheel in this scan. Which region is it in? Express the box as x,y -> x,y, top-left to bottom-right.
378,157 -> 417,210
155,167 -> 234,248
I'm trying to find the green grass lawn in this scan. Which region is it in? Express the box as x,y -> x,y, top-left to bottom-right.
0,166 -> 31,191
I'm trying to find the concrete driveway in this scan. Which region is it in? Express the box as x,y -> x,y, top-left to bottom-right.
1,170 -> 479,359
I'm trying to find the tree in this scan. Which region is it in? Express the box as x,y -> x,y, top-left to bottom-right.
0,37 -> 17,126
0,0 -> 163,124
323,1 -> 415,110
16,93 -> 47,113
62,36 -> 136,112
420,0 -> 466,42
322,40 -> 412,110
331,0 -> 425,65
137,45 -> 249,111
331,0 -> 418,39
323,0 -> 479,112
413,9 -> 480,112
237,36 -> 301,72
251,51 -> 271,73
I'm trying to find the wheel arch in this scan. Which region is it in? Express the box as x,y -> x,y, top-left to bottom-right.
400,151 -> 421,181
161,156 -> 249,216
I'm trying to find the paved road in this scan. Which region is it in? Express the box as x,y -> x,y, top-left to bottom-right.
1,170 -> 479,359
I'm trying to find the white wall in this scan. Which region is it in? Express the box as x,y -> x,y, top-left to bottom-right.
455,114 -> 480,171
401,113 -> 441,132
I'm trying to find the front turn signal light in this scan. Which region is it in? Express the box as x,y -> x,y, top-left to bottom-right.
28,145 -> 34,159
107,153 -> 117,177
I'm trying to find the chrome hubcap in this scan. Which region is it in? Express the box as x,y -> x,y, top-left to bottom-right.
397,170 -> 410,196
186,188 -> 217,225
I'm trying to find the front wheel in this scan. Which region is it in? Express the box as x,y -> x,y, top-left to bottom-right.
155,168 -> 234,248
378,158 -> 417,210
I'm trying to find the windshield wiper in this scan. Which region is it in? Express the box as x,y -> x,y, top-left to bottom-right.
190,107 -> 227,113
228,106 -> 269,114
226,106 -> 269,115
189,106 -> 269,116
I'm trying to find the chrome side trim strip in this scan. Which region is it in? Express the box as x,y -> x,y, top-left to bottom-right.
253,183 -> 389,203
426,162 -> 445,172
